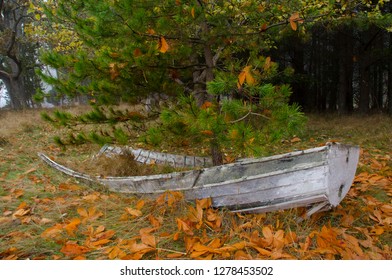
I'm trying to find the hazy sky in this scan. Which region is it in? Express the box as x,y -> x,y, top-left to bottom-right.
0,87 -> 8,107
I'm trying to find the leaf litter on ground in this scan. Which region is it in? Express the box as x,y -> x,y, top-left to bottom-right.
0,109 -> 391,259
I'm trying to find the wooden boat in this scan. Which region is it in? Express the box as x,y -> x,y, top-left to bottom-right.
38,142 -> 360,216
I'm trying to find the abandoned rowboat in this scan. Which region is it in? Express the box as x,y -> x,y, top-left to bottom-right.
38,142 -> 360,216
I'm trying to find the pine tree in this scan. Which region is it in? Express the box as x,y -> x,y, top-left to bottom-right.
37,1 -> 386,164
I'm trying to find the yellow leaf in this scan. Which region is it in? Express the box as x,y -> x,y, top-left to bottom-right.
191,7 -> 195,18
245,70 -> 255,85
237,68 -> 247,88
158,36 -> 169,53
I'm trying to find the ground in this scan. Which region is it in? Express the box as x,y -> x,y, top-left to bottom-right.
0,108 -> 391,259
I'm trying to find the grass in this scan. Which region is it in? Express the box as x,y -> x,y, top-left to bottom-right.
0,108 -> 391,260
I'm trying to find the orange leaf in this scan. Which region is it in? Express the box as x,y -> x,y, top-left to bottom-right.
188,205 -> 203,225
17,201 -> 28,210
166,252 -> 185,258
41,224 -> 63,239
90,239 -> 112,247
158,36 -> 169,53
140,231 -> 156,248
370,227 -> 384,235
248,244 -> 271,256
136,199 -> 145,210
64,218 -> 81,237
173,232 -> 181,241
207,238 -> 222,249
289,12 -> 301,31
58,183 -> 81,191
200,101 -> 213,109
60,242 -> 90,257
234,250 -> 252,260
147,28 -> 155,35
176,218 -> 194,236
237,65 -> 255,88
148,215 -> 162,228
133,48 -> 142,57
200,130 -> 214,136
289,19 -> 297,31
125,207 -> 143,217
380,204 -> 392,215
273,230 -> 285,250
191,7 -> 195,18
106,245 -> 126,259
262,226 -> 274,245
260,23 -> 268,32
77,207 -> 103,222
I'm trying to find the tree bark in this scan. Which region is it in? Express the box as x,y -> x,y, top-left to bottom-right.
337,27 -> 354,114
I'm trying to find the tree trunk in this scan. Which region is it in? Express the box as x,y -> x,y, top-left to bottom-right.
337,27 -> 354,114
388,57 -> 392,116
358,49 -> 371,114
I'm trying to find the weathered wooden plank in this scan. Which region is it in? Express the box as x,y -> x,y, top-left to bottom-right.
98,145 -> 213,167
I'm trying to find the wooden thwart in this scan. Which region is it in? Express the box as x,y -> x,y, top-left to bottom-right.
38,143 -> 360,216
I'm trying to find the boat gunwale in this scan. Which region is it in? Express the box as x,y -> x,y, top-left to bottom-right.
37,143 -> 354,186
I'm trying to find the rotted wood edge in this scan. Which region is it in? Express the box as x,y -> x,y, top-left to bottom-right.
96,144 -> 213,168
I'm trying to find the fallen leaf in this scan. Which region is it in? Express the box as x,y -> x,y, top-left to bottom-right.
60,242 -> 90,257
176,218 -> 194,236
234,250 -> 253,260
58,183 -> 81,191
41,224 -> 63,239
77,207 -> 103,222
64,218 -> 81,237
125,207 -> 142,217
136,199 -> 145,210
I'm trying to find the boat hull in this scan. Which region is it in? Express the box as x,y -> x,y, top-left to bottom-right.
38,143 -> 360,214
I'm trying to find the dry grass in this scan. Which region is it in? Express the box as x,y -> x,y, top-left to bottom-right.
0,107 -> 391,260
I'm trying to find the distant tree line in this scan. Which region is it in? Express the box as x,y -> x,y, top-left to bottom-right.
271,19 -> 392,115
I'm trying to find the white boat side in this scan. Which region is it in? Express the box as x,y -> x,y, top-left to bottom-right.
38,143 -> 360,214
